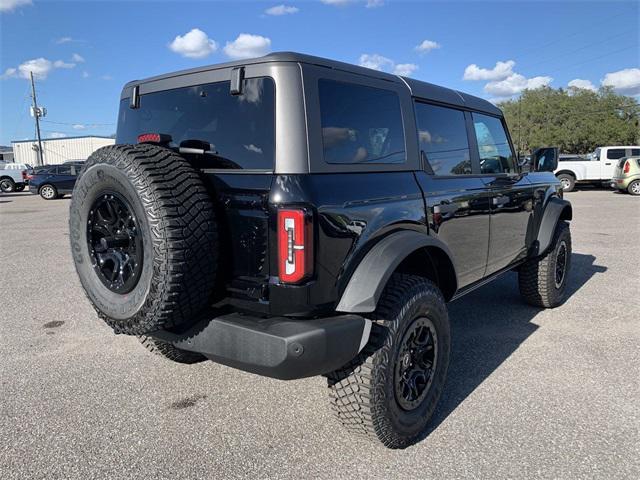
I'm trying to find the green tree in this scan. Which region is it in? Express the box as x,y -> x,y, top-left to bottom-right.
500,86 -> 639,155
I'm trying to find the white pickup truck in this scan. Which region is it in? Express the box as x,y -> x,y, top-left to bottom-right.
555,146 -> 640,192
0,163 -> 30,193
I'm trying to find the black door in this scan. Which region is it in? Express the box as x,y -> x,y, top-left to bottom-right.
414,102 -> 491,288
471,112 -> 535,275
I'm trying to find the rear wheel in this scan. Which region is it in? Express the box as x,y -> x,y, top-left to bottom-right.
40,184 -> 57,200
519,221 -> 571,308
138,336 -> 207,364
69,144 -> 219,335
557,174 -> 575,192
628,180 -> 640,196
0,178 -> 15,192
327,274 -> 450,449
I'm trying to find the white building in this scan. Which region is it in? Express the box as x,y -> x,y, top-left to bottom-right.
11,136 -> 115,166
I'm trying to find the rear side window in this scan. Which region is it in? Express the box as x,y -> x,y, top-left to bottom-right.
607,148 -> 626,160
319,79 -> 405,164
472,113 -> 516,174
57,165 -> 72,175
630,148 -> 640,156
117,78 -> 275,170
415,102 -> 471,175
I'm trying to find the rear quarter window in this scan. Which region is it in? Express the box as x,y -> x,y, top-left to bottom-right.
606,148 -> 626,160
117,78 -> 275,170
318,79 -> 405,165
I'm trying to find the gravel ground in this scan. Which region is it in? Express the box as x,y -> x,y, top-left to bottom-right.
1,189 -> 638,479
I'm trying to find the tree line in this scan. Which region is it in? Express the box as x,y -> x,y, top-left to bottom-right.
499,86 -> 639,155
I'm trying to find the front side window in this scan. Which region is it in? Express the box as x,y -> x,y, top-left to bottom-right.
607,148 -> 626,160
319,79 -> 405,164
415,102 -> 471,175
117,78 -> 275,170
473,113 -> 516,174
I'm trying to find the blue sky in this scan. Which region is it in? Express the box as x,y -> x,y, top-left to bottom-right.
1,0 -> 638,145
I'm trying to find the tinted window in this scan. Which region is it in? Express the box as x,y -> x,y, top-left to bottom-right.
57,165 -> 72,175
559,156 -> 586,162
607,148 -> 626,160
117,78 -> 275,170
415,102 -> 471,175
630,148 -> 640,156
473,113 -> 516,174
319,79 -> 405,164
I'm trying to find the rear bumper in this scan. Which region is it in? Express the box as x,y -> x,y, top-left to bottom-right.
151,313 -> 371,380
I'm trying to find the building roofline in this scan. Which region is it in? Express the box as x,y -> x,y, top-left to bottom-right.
11,135 -> 115,144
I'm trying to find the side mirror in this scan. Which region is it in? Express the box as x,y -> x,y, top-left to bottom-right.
531,147 -> 558,172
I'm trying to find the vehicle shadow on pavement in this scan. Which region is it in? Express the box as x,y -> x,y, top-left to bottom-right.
426,253 -> 607,435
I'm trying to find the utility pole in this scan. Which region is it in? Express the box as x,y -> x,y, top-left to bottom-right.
30,71 -> 44,166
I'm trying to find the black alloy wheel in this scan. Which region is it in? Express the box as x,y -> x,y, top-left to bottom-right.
87,192 -> 143,294
394,317 -> 438,411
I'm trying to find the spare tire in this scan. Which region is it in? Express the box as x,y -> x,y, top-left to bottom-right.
69,144 -> 218,335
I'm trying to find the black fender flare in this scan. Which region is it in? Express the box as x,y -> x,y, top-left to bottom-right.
336,230 -> 457,313
537,197 -> 572,255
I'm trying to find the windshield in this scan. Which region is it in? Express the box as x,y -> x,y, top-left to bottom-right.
117,77 -> 275,170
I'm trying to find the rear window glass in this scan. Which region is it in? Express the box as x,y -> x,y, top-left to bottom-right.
117,78 -> 275,170
415,102 -> 471,175
319,79 -> 405,164
606,148 -> 626,160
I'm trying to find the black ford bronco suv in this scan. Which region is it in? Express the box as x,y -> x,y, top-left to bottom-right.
69,52 -> 572,449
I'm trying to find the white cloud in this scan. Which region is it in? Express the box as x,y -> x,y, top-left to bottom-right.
366,0 -> 384,7
0,0 -> 32,13
82,71 -> 89,78
244,144 -> 263,154
484,73 -> 552,98
169,28 -> 217,58
265,4 -> 299,15
601,68 -> 640,96
320,0 -> 354,5
359,53 -> 394,71
463,60 -> 515,81
359,54 -> 418,77
224,34 -> 271,59
394,63 -> 418,77
415,39 -> 441,54
53,60 -> 75,69
48,132 -> 66,139
72,124 -> 86,130
568,79 -> 596,92
55,36 -> 73,44
71,53 -> 85,63
1,57 -> 77,80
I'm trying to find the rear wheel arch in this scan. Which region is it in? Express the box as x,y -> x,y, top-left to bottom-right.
336,231 -> 458,313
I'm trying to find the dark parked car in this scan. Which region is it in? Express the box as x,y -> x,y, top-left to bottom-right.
68,52 -> 571,449
29,162 -> 83,199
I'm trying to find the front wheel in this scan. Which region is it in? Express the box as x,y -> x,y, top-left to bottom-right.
628,180 -> 640,196
519,221 -> 571,308
327,274 -> 450,449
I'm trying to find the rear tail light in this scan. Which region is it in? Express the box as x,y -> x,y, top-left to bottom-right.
623,161 -> 630,174
21,170 -> 27,180
137,133 -> 172,145
278,208 -> 313,283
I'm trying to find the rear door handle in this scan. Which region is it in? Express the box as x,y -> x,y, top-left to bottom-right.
605,162 -> 612,165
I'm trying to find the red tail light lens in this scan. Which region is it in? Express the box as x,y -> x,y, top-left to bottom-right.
137,133 -> 172,145
21,170 -> 27,179
623,161 -> 630,174
278,209 -> 312,283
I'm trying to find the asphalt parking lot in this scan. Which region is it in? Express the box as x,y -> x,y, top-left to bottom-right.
1,188 -> 638,479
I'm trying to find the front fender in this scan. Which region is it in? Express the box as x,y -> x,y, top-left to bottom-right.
537,197 -> 572,255
336,230 -> 456,313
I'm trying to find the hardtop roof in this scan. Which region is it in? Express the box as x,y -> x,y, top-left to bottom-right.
123,51 -> 501,116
